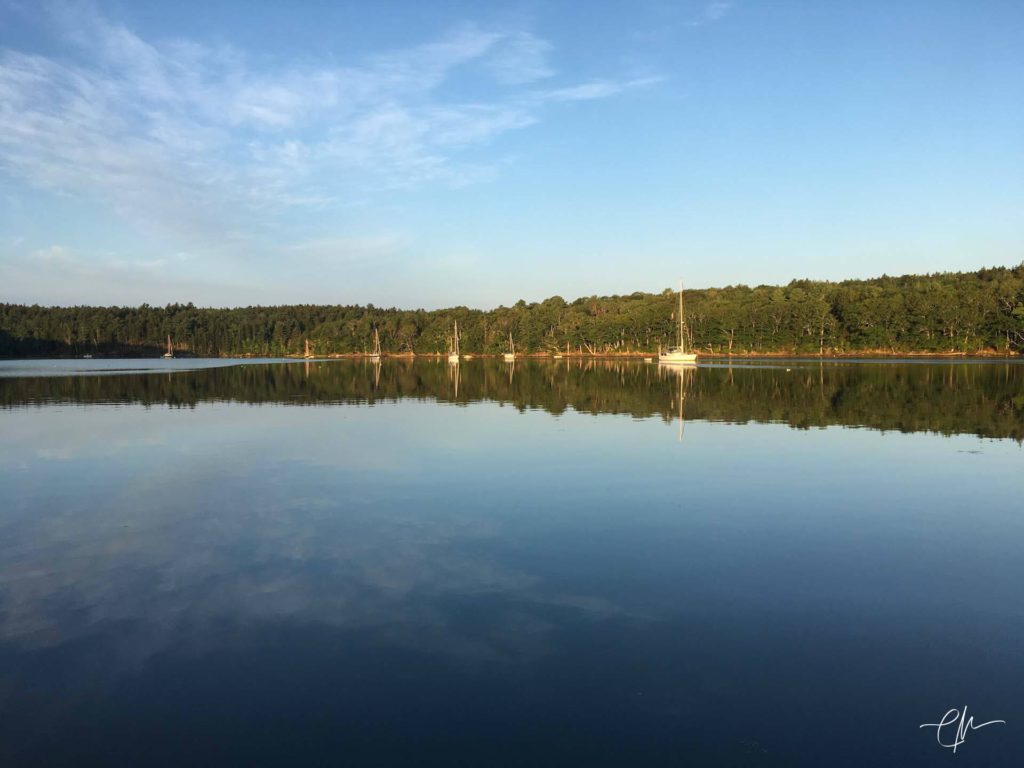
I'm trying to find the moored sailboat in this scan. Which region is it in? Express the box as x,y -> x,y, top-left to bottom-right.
503,332 -> 516,362
448,320 -> 460,364
370,327 -> 382,360
659,281 -> 698,365
163,334 -> 174,359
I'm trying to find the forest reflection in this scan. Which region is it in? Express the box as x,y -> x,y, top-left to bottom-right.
1,358 -> 1022,441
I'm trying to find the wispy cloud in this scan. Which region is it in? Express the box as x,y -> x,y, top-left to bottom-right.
688,1 -> 736,27
537,76 -> 665,103
485,31 -> 555,85
0,4 -> 654,252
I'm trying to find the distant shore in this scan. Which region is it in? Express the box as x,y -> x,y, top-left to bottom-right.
5,265 -> 1023,360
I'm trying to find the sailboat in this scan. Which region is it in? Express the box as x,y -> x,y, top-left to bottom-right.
369,327 -> 382,361
163,334 -> 174,359
448,320 -> 460,364
659,280 -> 698,365
304,339 -> 314,359
503,332 -> 516,362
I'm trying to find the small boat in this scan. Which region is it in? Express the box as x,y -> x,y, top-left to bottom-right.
304,339 -> 314,359
659,280 -> 697,365
82,354 -> 93,359
163,334 -> 174,359
643,357 -> 653,362
448,320 -> 460,364
503,332 -> 516,362
369,327 -> 382,360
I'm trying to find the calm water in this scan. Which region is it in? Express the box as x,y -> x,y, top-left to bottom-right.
1,358 -> 1022,766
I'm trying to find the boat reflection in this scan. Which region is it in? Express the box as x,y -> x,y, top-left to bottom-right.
659,362 -> 696,441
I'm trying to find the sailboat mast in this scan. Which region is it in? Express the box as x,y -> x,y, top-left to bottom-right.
678,280 -> 685,351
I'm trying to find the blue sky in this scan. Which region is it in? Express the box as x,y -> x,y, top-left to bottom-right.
1,0 -> 1021,308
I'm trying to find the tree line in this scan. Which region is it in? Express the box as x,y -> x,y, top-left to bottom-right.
2,264 -> 1023,357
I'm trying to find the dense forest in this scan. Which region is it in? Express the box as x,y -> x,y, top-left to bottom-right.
2,264 -> 1023,358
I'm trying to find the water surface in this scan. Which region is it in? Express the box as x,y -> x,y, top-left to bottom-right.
1,359 -> 1022,766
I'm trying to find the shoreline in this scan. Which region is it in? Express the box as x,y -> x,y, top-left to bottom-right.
4,350 -> 1019,361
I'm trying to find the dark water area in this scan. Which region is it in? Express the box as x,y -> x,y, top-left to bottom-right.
1,359 -> 1022,766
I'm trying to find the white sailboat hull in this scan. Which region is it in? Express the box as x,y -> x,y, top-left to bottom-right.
658,351 -> 697,365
